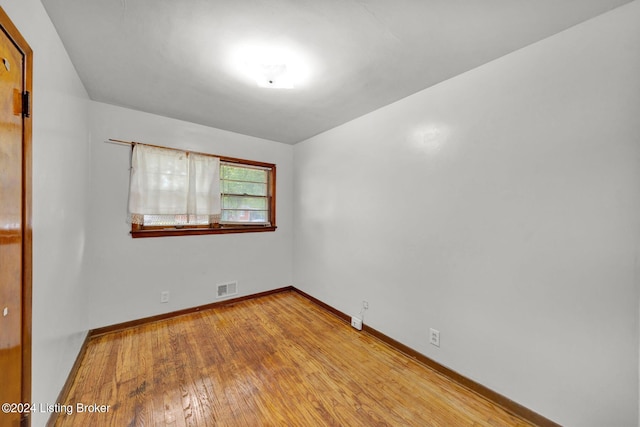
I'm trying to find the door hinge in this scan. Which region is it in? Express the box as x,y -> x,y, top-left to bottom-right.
22,91 -> 30,118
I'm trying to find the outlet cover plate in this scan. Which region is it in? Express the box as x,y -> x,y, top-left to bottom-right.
429,328 -> 440,347
351,316 -> 363,331
160,291 -> 170,303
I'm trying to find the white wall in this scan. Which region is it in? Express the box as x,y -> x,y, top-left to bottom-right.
85,102 -> 293,329
294,2 -> 640,426
3,0 -> 638,425
0,1 -> 91,425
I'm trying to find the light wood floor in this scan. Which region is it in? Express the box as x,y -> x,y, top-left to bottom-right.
55,291 -> 534,426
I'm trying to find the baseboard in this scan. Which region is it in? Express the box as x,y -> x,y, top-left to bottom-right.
89,286 -> 294,337
291,287 -> 560,427
46,331 -> 91,427
291,287 -> 351,323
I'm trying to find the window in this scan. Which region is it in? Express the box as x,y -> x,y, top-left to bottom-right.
220,162 -> 271,225
129,144 -> 276,238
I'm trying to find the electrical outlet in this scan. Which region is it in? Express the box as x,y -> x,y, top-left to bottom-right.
429,328 -> 440,347
160,291 -> 170,303
362,301 -> 369,310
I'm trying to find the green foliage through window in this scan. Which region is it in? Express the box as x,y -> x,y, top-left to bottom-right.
220,163 -> 270,225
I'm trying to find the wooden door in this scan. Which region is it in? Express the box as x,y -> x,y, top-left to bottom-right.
0,7 -> 32,427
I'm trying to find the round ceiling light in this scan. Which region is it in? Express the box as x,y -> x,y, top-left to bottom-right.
230,43 -> 312,89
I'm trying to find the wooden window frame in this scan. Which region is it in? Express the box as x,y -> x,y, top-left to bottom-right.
131,154 -> 276,238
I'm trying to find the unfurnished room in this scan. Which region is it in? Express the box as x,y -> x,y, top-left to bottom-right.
0,0 -> 639,426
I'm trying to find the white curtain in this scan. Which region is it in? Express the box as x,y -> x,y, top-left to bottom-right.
128,144 -> 221,225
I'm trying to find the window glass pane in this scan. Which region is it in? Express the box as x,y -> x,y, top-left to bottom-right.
221,165 -> 267,183
221,180 -> 267,196
222,195 -> 268,210
221,210 -> 268,223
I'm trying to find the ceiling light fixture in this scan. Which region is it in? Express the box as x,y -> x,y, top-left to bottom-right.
230,43 -> 311,89
253,63 -> 293,89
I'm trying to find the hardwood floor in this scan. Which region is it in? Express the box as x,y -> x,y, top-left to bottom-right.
54,291 -> 535,426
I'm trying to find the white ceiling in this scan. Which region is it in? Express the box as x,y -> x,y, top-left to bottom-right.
42,0 -> 631,144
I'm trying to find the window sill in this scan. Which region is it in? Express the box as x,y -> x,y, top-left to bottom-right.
131,226 -> 277,238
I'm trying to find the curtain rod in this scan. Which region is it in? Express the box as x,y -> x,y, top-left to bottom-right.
108,138 -> 218,158
106,139 -> 275,168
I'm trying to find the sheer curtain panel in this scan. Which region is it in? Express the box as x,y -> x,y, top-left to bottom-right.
128,144 -> 221,225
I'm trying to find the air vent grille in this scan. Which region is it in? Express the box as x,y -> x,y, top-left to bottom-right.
217,281 -> 238,298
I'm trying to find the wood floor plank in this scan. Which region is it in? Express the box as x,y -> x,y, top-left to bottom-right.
55,291 -> 536,427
